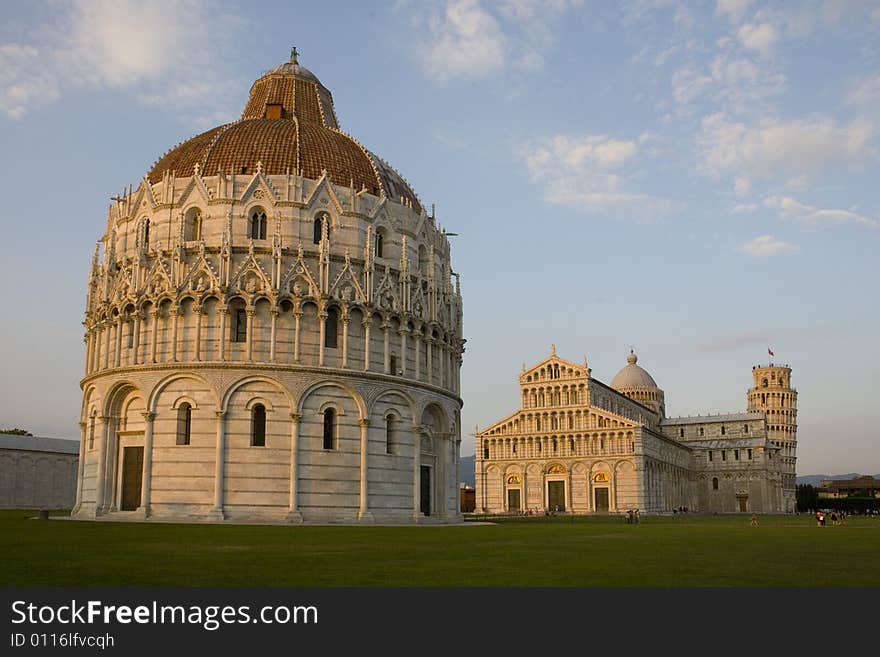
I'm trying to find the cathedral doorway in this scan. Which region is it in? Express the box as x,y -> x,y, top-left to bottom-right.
737,495 -> 748,512
120,446 -> 144,511
594,487 -> 609,513
547,481 -> 565,511
507,489 -> 521,512
420,465 -> 431,516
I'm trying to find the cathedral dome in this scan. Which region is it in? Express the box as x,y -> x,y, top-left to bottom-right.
610,351 -> 658,390
147,50 -> 421,212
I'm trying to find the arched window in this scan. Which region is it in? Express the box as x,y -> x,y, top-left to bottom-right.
325,307 -> 339,349
483,440 -> 489,459
88,414 -> 96,450
385,414 -> 396,454
418,245 -> 427,274
313,213 -> 329,244
249,209 -> 267,240
142,218 -> 150,251
232,304 -> 247,343
712,477 -> 719,490
251,404 -> 266,447
389,354 -> 398,375
186,208 -> 203,241
762,378 -> 768,388
323,408 -> 335,450
176,402 -> 192,445
375,230 -> 385,258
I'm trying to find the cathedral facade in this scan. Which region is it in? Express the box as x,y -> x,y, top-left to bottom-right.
73,53 -> 464,524
474,348 -> 797,515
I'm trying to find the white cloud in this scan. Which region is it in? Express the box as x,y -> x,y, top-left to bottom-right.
523,132 -> 673,217
671,51 -> 785,116
416,0 -> 582,81
0,1 -> 243,120
715,0 -> 755,23
847,72 -> 880,110
736,21 -> 778,57
764,196 -> 877,227
699,113 -> 875,180
733,176 -> 751,197
739,235 -> 799,257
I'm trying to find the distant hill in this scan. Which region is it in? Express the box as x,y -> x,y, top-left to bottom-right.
459,459 -> 875,489
796,473 -> 880,487
459,455 -> 475,487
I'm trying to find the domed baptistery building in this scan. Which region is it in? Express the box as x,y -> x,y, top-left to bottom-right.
72,52 -> 464,524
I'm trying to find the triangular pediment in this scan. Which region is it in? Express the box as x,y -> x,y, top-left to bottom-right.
279,243 -> 319,298
176,168 -> 213,207
303,172 -> 344,214
179,251 -> 222,296
329,253 -> 366,305
229,251 -> 273,297
240,167 -> 279,206
519,354 -> 589,383
141,256 -> 173,298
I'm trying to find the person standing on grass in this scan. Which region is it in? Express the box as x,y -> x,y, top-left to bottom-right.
750,514 -> 758,526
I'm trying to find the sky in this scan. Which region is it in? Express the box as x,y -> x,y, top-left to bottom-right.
0,0 -> 878,475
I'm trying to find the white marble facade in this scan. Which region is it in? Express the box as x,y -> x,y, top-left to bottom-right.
74,55 -> 464,524
475,349 -> 793,515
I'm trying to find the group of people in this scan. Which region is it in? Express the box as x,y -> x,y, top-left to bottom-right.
814,510 -> 847,526
625,509 -> 641,524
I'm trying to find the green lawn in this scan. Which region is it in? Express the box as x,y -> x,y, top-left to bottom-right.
1,511 -> 878,586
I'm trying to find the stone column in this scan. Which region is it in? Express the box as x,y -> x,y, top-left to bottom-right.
132,313 -> 141,366
83,336 -> 90,377
114,318 -> 123,368
358,418 -> 373,522
269,308 -> 278,362
170,306 -> 179,362
398,329 -> 408,376
522,469 -> 528,515
218,306 -> 228,361
212,411 -> 226,520
362,318 -> 371,371
139,412 -> 155,518
150,308 -> 159,364
426,338 -> 434,384
103,321 -> 111,369
293,309 -> 302,363
414,332 -> 421,380
318,310 -> 327,367
95,415 -> 111,514
438,342 -> 445,388
341,316 -> 350,368
412,424 -> 422,520
194,305 -> 203,362
383,322 -> 390,373
245,308 -> 255,362
73,421 -> 87,514
287,413 -> 303,523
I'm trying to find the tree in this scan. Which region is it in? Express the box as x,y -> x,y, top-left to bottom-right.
796,484 -> 818,512
0,428 -> 33,436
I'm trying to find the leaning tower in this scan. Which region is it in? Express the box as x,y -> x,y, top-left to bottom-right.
747,363 -> 797,512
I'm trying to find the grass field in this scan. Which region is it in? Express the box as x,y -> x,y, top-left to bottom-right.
2,511 -> 878,586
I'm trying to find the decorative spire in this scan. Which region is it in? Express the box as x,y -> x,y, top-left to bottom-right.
290,46 -> 299,64
550,343 -> 556,356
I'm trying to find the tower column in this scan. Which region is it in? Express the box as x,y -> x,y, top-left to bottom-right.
358,418 -> 373,522
139,412 -> 155,517
194,305 -> 203,362
287,413 -> 303,523
212,410 -> 226,520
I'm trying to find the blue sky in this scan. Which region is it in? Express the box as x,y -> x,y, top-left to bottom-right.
0,0 -> 878,474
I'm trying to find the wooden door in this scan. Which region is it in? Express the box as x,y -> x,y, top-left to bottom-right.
547,481 -> 565,511
121,446 -> 144,511
507,489 -> 521,512
420,465 -> 431,516
594,487 -> 609,513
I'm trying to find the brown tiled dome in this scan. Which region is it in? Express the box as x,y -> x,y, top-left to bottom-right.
147,54 -> 421,212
